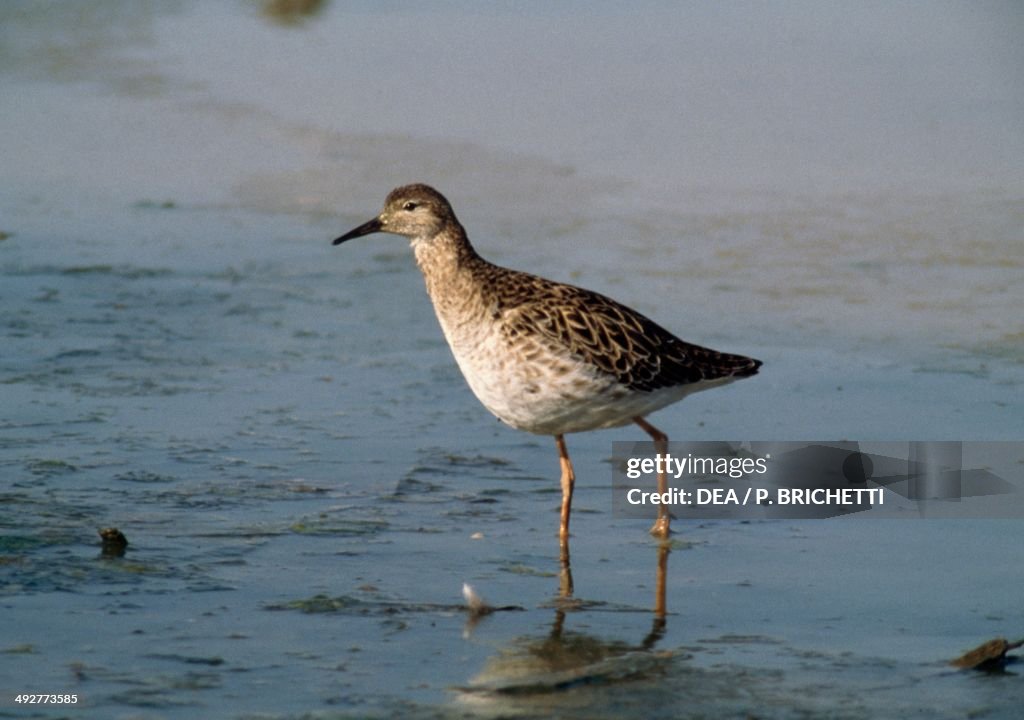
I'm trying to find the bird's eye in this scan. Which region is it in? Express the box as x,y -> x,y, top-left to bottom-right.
403,201 -> 419,211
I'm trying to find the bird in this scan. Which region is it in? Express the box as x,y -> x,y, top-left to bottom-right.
332,184 -> 761,542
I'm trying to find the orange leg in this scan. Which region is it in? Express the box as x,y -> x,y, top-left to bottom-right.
634,417 -> 671,538
555,434 -> 575,543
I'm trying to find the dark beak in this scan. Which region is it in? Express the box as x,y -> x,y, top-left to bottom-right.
332,217 -> 383,245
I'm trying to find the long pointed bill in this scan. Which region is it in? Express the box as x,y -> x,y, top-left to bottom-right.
332,216 -> 384,245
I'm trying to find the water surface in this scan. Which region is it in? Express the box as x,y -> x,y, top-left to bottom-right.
2,2 -> 1022,718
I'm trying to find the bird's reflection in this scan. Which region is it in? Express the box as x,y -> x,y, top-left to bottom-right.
556,537 -> 669,647
559,537 -> 574,599
457,539 -> 673,706
261,0 -> 327,25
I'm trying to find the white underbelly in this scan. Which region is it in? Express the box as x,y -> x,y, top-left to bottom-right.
436,310 -> 699,435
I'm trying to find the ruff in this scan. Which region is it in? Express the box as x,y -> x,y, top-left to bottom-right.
333,184 -> 761,541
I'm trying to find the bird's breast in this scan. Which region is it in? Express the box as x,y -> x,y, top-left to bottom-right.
427,294 -> 648,434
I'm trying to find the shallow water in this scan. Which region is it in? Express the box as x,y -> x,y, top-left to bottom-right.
2,2 -> 1023,718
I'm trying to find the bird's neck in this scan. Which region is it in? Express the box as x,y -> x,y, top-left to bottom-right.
413,226 -> 490,318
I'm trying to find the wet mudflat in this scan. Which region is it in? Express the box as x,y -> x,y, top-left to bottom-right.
2,2 -> 1023,718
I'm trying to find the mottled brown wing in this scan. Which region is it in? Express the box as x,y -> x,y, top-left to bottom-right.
492,270 -> 761,393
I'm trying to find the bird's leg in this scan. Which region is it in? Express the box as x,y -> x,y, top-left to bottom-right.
634,417 -> 671,538
555,434 -> 575,597
555,434 -> 575,544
